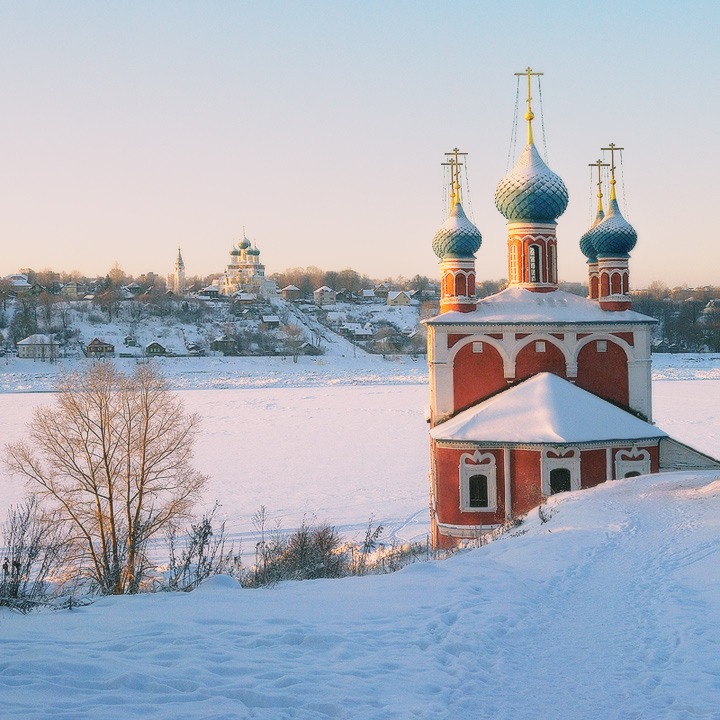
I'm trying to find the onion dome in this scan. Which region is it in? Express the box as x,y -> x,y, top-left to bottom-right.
248,247 -> 261,256
238,235 -> 251,250
495,144 -> 569,223
432,202 -> 482,260
579,207 -> 604,262
230,246 -> 240,256
593,197 -> 637,257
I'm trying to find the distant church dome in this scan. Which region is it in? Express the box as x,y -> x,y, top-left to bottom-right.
432,202 -> 482,260
248,247 -> 261,256
230,247 -> 241,256
593,197 -> 637,257
238,235 -> 251,250
495,144 -> 569,223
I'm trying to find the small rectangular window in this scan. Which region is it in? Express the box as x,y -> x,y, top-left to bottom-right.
535,341 -> 546,352
473,342 -> 483,353
468,475 -> 489,508
597,340 -> 607,353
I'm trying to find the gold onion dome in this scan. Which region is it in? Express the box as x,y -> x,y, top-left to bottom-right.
592,197 -> 637,257
495,143 -> 569,223
431,202 -> 482,260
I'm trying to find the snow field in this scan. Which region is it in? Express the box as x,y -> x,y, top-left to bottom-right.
0,354 -> 719,718
1,471 -> 719,718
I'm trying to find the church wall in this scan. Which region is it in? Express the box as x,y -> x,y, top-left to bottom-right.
514,340 -> 566,382
580,449 -> 607,488
510,449 -> 543,515
452,343 -> 507,413
575,340 -> 629,408
434,446 -> 506,527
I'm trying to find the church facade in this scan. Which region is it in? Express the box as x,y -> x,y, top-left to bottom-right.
426,70 -> 718,549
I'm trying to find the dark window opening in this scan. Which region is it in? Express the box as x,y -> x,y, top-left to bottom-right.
468,474 -> 489,508
624,471 -> 641,478
549,468 -> 572,494
528,245 -> 541,282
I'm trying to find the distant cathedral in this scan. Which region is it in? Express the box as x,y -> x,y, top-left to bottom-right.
220,230 -> 276,298
426,68 -> 719,549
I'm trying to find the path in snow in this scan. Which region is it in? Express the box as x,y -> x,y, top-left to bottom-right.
1,471 -> 719,719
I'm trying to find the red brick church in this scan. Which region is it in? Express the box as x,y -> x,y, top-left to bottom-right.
426,70 -> 718,549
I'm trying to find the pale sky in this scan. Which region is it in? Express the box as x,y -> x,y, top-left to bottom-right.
0,0 -> 717,288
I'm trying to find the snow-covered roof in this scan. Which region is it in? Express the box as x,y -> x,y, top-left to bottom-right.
431,373 -> 667,445
314,286 -> 335,293
17,334 -> 58,346
261,315 -> 280,323
282,285 -> 300,291
388,291 -> 410,301
426,287 -> 657,326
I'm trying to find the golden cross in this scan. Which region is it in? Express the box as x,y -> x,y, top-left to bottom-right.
442,147 -> 467,207
589,159 -> 610,196
601,143 -> 624,198
515,67 -> 543,143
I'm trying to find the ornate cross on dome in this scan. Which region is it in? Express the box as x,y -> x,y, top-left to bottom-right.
442,147 -> 467,208
515,67 -> 543,144
589,158 -> 610,212
601,143 -> 624,199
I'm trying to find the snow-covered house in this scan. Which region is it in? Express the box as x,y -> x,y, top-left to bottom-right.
86,338 -> 115,357
425,74 -> 719,549
281,285 -> 302,301
313,286 -> 337,306
261,315 -> 281,330
387,291 -> 412,306
145,341 -> 167,356
16,334 -> 59,360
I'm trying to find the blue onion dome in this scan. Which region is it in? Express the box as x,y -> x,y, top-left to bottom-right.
579,207 -> 604,263
230,246 -> 241,256
495,144 -> 569,223
593,197 -> 637,257
238,235 -> 251,250
248,247 -> 260,256
432,202 -> 482,260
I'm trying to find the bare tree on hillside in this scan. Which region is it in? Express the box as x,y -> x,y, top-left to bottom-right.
5,363 -> 207,594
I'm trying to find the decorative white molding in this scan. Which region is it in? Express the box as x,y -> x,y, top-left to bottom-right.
459,450 -> 498,512
615,447 -> 651,479
541,447 -> 581,496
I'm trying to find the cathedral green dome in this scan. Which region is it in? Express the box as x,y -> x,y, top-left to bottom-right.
495,144 -> 569,223
238,236 -> 251,250
431,202 -> 482,260
593,197 -> 637,258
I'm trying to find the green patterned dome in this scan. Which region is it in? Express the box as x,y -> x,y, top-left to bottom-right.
495,144 -> 569,223
238,236 -> 251,250
432,202 -> 482,260
593,198 -> 637,258
579,207 -> 604,263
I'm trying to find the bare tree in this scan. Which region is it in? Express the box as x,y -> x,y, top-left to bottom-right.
5,363 -> 207,594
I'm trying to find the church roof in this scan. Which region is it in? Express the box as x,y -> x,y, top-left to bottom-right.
425,287 -> 656,325
495,143 -> 569,223
592,197 -> 637,258
431,373 -> 667,445
431,202 -> 482,260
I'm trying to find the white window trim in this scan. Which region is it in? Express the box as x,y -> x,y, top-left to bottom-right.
541,447 -> 581,496
459,451 -> 498,512
615,448 -> 651,479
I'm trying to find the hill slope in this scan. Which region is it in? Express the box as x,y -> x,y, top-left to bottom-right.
3,470 -> 719,719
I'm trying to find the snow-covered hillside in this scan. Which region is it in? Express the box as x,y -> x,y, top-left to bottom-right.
2,470 -> 719,719
0,354 -> 719,719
